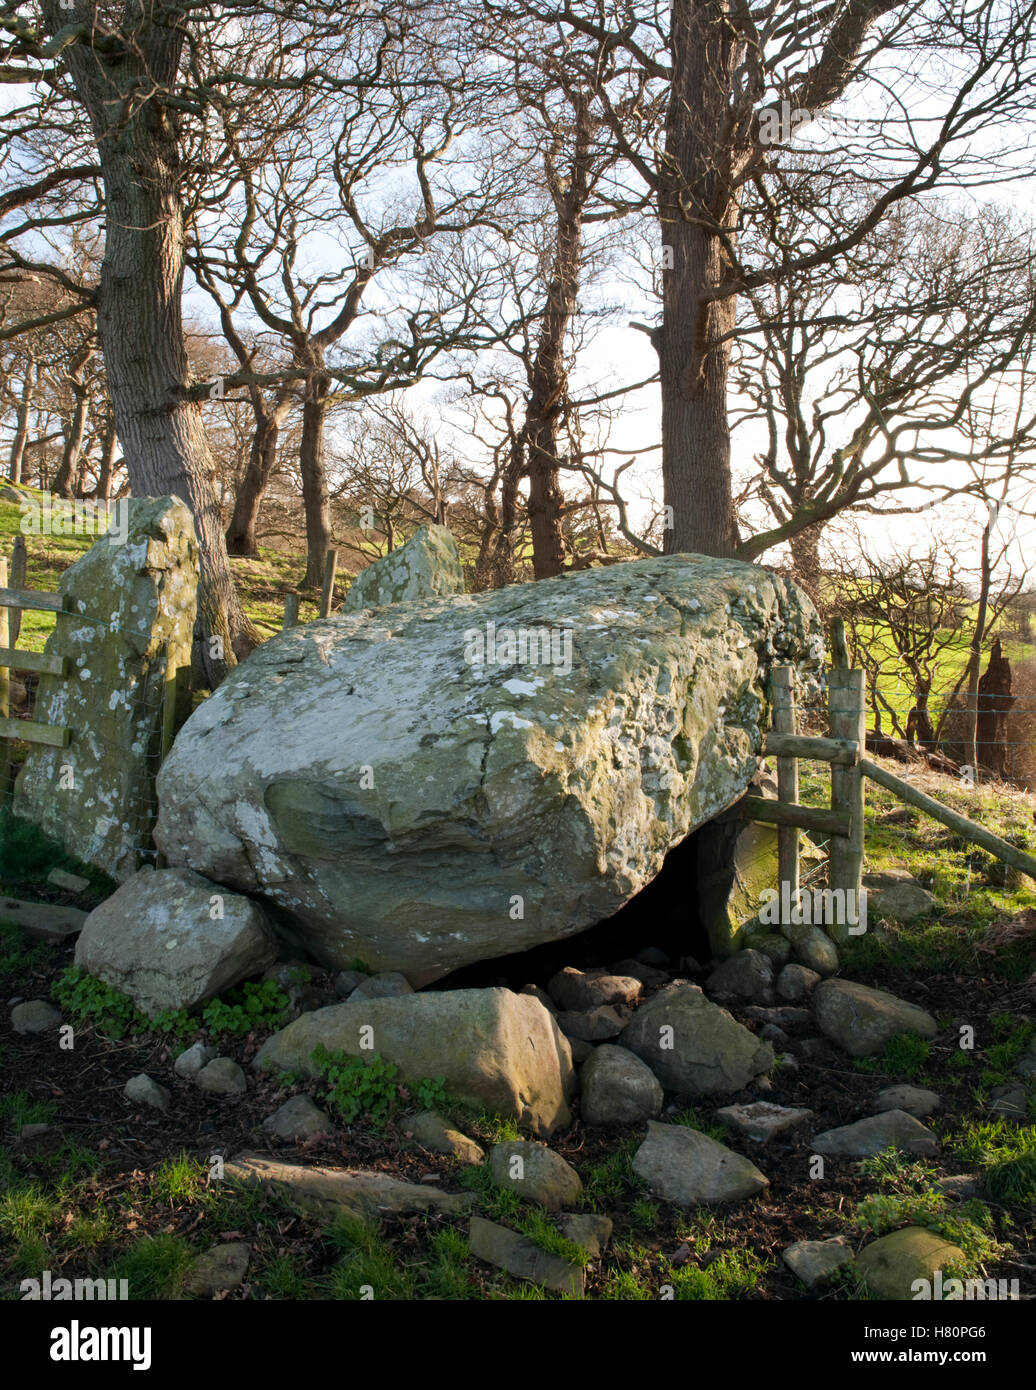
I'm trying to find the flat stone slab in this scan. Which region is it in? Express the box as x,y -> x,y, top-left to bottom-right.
468,1217 -> 585,1296
0,898 -> 88,941
223,1153 -> 470,1221
715,1101 -> 814,1143
632,1120 -> 769,1206
812,1109 -> 939,1158
186,1242 -> 250,1297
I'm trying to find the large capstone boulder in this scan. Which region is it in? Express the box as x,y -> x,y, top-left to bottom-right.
619,982 -> 774,1095
254,987 -> 576,1137
155,555 -> 821,978
342,524 -> 464,612
15,497 -> 198,880
74,867 -> 278,1017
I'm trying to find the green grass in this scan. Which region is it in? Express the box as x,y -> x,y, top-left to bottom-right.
855,1033 -> 932,1081
107,1233 -> 194,1300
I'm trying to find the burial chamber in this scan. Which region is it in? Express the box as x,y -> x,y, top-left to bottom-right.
154,552 -> 824,981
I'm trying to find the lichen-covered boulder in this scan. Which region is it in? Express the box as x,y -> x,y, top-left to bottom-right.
342,523 -> 464,612
15,497 -> 198,880
75,867 -> 277,1017
155,554 -> 821,979
254,987 -> 576,1137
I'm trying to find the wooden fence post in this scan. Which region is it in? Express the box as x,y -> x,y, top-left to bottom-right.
772,666 -> 799,905
9,536 -> 26,647
828,667 -> 867,942
282,593 -> 300,629
319,549 -> 338,619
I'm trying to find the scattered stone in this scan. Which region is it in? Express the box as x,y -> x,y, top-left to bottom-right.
759,1023 -> 788,1046
856,1227 -> 964,1300
468,1216 -> 584,1296
753,1075 -> 774,1093
224,1153 -> 469,1221
794,1037 -> 834,1061
46,867 -> 92,894
633,1121 -> 769,1206
988,1084 -> 1027,1116
714,1101 -> 814,1143
19,1123 -> 54,1141
334,970 -> 367,999
555,1006 -> 626,1042
173,1042 -> 217,1079
609,958 -> 670,989
255,988 -> 575,1137
783,1236 -> 854,1289
124,1073 -> 170,1112
262,961 -> 320,991
186,1242 -> 250,1297
741,1005 -> 812,1028
936,1174 -> 984,1200
777,1052 -> 799,1073
155,555 -> 822,979
342,523 -> 465,612
706,949 -> 774,1000
874,1084 -> 941,1118
196,1058 -> 247,1096
863,870 -> 937,922
813,1109 -> 939,1158
580,1045 -> 663,1126
0,484 -> 30,503
349,971 -> 413,1001
520,984 -> 556,1013
263,1094 -> 331,1141
813,978 -> 937,1058
547,967 -> 641,1011
788,925 -> 839,976
408,1111 -> 484,1165
619,983 -> 774,1095
748,934 -> 792,968
567,1037 -> 594,1065
0,898 -> 87,941
560,1213 -> 613,1259
74,867 -> 278,1018
10,999 -> 61,1035
776,963 -> 821,1003
489,1141 -> 583,1211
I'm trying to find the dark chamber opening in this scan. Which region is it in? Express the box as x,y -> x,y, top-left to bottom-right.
432,826 -> 719,993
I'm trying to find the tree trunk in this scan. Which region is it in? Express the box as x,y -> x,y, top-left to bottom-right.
46,1 -> 252,686
51,356 -> 90,499
226,391 -> 292,557
659,0 -> 743,557
299,371 -> 332,587
964,517 -> 993,778
789,519 -> 825,602
8,367 -> 35,483
96,417 -> 118,499
977,638 -> 1014,777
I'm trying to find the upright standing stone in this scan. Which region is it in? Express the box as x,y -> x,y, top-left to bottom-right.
15,497 -> 198,880
341,524 -> 464,612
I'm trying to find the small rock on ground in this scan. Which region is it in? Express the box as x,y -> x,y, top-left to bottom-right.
350,971 -> 413,1001
715,1101 -> 814,1143
812,1109 -> 939,1158
263,1094 -> 331,1140
408,1110 -> 484,1164
580,1045 -> 663,1126
174,1041 -> 217,1079
196,1057 -> 247,1096
10,999 -> 62,1035
468,1217 -> 584,1296
547,966 -> 641,1011
776,963 -> 821,1003
186,1242 -> 250,1297
783,1236 -> 854,1289
489,1141 -> 582,1211
856,1226 -> 964,1300
560,1213 -> 613,1259
874,1084 -> 941,1118
124,1073 -> 169,1111
632,1121 -> 769,1206
788,926 -> 839,976
706,949 -> 774,1000
555,1006 -> 626,1042
812,978 -> 937,1058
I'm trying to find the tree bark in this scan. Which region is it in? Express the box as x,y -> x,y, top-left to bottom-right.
51,348 -> 91,499
299,370 -> 332,587
8,366 -> 35,484
95,416 -> 118,499
659,0 -> 744,557
45,2 -> 251,685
